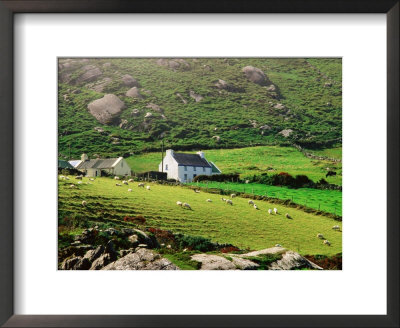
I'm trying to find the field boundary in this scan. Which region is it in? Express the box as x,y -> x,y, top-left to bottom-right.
181,183 -> 342,221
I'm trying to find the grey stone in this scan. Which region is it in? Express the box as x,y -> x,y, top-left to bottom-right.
87,94 -> 125,124
243,66 -> 270,85
191,254 -> 237,270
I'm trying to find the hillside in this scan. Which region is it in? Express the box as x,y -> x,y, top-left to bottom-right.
58,58 -> 342,158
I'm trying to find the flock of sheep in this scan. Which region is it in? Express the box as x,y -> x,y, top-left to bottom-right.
61,174 -> 341,248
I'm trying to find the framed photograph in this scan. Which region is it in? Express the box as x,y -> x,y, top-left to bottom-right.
0,1 -> 398,327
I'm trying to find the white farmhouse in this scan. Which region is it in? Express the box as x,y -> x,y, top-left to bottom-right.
159,149 -> 221,182
69,153 -> 131,177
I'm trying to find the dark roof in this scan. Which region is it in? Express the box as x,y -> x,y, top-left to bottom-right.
173,153 -> 211,167
76,158 -> 120,169
58,160 -> 74,169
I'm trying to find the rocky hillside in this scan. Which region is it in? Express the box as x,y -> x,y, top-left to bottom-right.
58,58 -> 342,158
59,226 -> 322,270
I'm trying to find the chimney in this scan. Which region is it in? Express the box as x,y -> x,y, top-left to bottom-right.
166,149 -> 174,157
197,151 -> 205,159
81,153 -> 89,162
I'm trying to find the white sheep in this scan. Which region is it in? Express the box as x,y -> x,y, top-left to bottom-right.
268,209 -> 272,215
115,183 -> 122,186
59,175 -> 65,179
146,185 -> 151,190
231,194 -> 236,198
128,189 -> 132,192
317,233 -> 324,239
138,183 -> 145,188
194,189 -> 200,193
206,199 -> 212,202
254,204 -> 258,210
221,197 -> 227,202
323,240 -> 331,246
285,213 -> 292,219
81,200 -> 87,206
114,176 -> 120,180
77,181 -> 82,184
226,199 -> 233,205
122,180 -> 128,185
248,200 -> 255,205
128,179 -> 134,183
89,178 -> 95,181
274,208 -> 278,214
183,202 -> 192,210
332,225 -> 340,231
176,201 -> 183,206
69,184 -> 75,188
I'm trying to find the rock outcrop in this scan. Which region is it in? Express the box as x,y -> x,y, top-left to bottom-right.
76,65 -> 102,84
122,74 -> 139,87
242,66 -> 271,85
126,87 -> 143,99
102,248 -> 179,270
87,94 -> 125,124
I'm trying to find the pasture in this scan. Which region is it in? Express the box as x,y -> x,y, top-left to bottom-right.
189,181 -> 342,216
58,176 -> 342,256
126,145 -> 342,185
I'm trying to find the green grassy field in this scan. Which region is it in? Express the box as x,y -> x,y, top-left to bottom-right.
189,181 -> 342,216
305,147 -> 342,160
58,176 -> 342,256
126,145 -> 342,185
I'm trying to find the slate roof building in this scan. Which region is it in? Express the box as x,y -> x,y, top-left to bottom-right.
69,153 -> 131,177
158,149 -> 221,182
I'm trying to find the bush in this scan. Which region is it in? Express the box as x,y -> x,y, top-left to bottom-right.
193,173 -> 240,183
174,234 -> 217,252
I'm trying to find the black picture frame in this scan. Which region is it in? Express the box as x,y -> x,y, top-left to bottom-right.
0,1 -> 398,327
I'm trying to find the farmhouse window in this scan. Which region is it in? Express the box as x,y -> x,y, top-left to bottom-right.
203,167 -> 205,172
184,166 -> 187,171
194,167 -> 196,171
184,174 -> 187,181
165,164 -> 168,171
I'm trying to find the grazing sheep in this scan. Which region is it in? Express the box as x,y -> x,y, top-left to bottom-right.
206,199 -> 212,202
65,177 -> 70,180
59,175 -> 65,179
268,209 -> 272,215
273,208 -> 278,214
194,189 -> 200,193
146,186 -> 151,190
285,213 -> 292,219
254,204 -> 258,210
275,244 -> 282,247
332,225 -> 340,231
89,178 -> 95,181
114,176 -> 120,180
69,184 -> 75,188
248,200 -> 255,205
231,194 -> 236,198
81,201 -> 87,206
128,189 -> 132,192
323,240 -> 331,246
176,201 -> 183,206
317,233 -> 324,239
221,197 -> 227,202
183,202 -> 192,210
226,199 -> 233,205
138,183 -> 145,188
77,181 -> 82,184
122,180 -> 128,185
115,183 -> 122,186
128,179 -> 134,183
